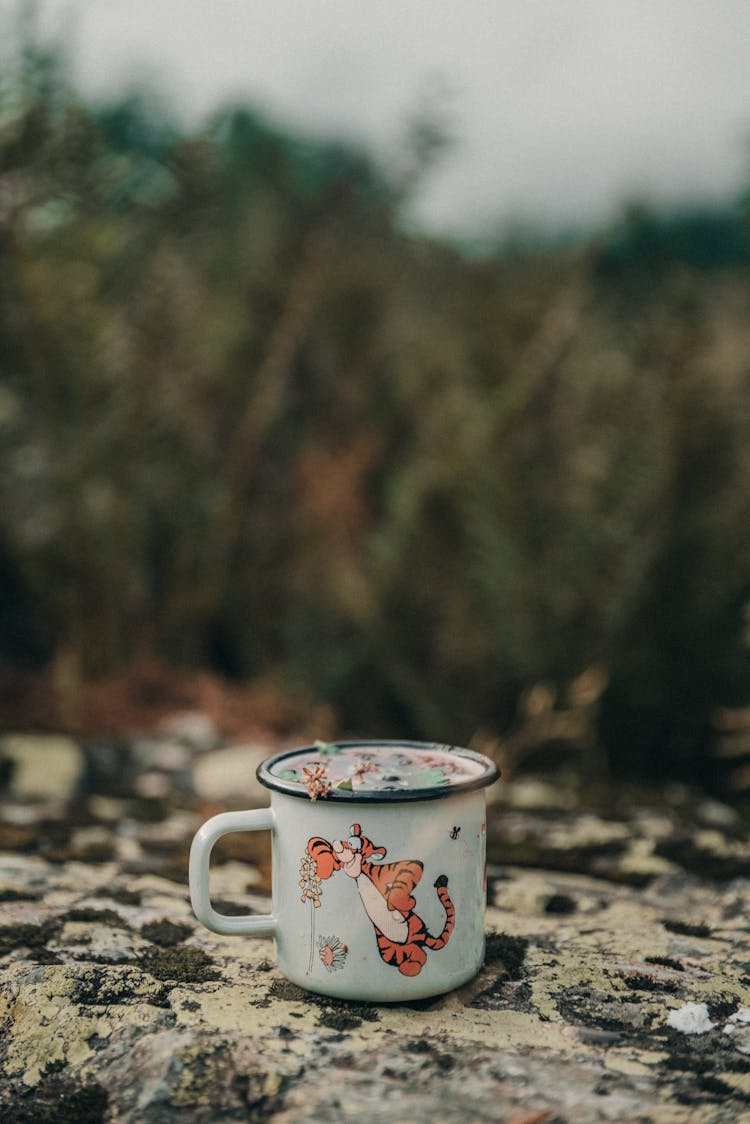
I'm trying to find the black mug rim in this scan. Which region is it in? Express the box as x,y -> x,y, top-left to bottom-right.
256,739 -> 500,803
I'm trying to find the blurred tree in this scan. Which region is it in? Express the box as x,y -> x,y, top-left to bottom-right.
1,25 -> 750,790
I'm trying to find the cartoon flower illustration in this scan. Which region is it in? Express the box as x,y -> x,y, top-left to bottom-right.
299,853 -> 323,906
318,935 -> 348,972
300,851 -> 325,973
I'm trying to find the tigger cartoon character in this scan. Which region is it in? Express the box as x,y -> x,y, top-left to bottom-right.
305,824 -> 455,976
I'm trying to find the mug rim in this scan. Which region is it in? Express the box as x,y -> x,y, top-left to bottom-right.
256,739 -> 500,803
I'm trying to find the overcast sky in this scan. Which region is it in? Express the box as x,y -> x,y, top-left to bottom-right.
29,1 -> 750,238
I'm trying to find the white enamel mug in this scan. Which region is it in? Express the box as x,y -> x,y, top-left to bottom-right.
189,740 -> 499,1001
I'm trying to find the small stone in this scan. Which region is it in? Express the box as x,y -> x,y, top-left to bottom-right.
134,771 -> 172,799
88,795 -> 127,822
666,1002 -> 714,1035
697,799 -> 740,829
725,1008 -> 750,1026
159,712 -> 220,752
0,734 -> 84,802
115,835 -> 143,863
723,1007 -> 750,1055
70,826 -> 113,855
192,744 -> 271,805
151,742 -> 191,771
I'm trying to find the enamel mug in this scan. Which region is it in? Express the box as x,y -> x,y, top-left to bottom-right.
189,740 -> 499,1001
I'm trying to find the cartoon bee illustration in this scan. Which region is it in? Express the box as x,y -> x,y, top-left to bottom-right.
449,826 -> 461,840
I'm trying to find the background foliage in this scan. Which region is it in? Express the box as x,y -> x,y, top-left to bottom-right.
2,35 -> 750,790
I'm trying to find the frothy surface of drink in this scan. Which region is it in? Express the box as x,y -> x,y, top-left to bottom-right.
269,743 -> 486,796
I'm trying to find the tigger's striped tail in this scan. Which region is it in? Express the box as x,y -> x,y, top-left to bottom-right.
424,874 -> 455,950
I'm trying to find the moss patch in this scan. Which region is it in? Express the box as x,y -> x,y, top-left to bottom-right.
404,1039 -> 456,1071
267,978 -> 308,1002
486,836 -> 650,886
210,898 -> 252,917
264,978 -> 381,1025
140,918 -> 192,947
1,1077 -> 108,1124
311,995 -> 379,1022
93,887 -> 142,906
167,1042 -> 231,1109
623,973 -> 680,994
71,966 -> 170,1007
645,955 -> 684,971
556,985 -> 659,1035
48,842 -> 115,864
648,1023 -> 750,1107
314,1002 -> 382,1029
484,932 -> 528,980
0,923 -> 53,957
655,838 -> 750,882
543,893 -> 577,915
63,907 -> 126,927
707,994 -> 741,1021
139,945 -> 220,983
28,948 -> 62,964
0,824 -> 36,852
470,976 -> 534,1013
662,919 -> 712,938
0,889 -> 39,903
317,1010 -> 361,1031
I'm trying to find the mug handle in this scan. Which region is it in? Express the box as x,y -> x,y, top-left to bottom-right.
189,808 -> 277,937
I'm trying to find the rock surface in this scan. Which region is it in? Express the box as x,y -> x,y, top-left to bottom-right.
1,727 -> 749,1122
